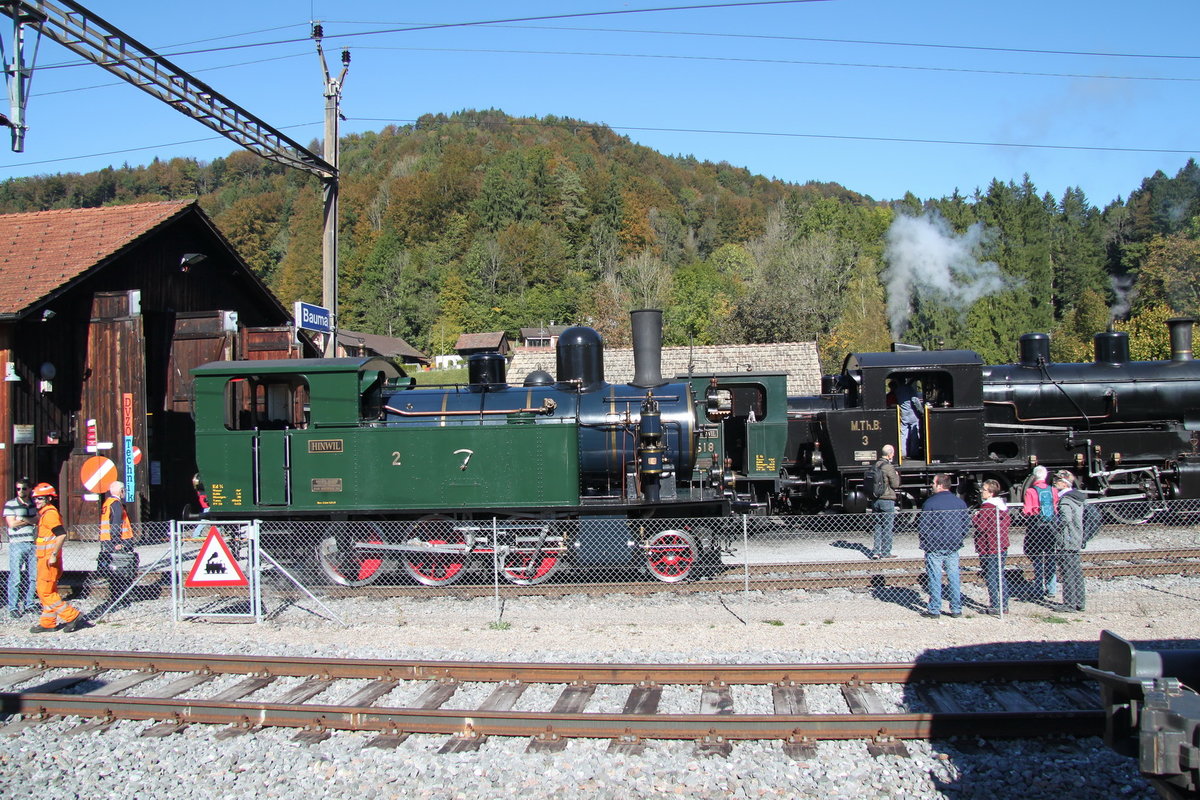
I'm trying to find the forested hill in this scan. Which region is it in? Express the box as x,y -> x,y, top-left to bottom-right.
0,109 -> 1197,372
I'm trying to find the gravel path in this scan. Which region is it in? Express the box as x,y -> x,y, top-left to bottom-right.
3,572 -> 1197,799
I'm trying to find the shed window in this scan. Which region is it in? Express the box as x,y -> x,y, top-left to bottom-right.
224,377 -> 310,431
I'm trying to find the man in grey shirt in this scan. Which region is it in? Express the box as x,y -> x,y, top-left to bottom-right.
4,478 -> 38,617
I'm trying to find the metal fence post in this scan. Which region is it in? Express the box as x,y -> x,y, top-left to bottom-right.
743,514 -> 750,601
170,520 -> 181,623
492,516 -> 501,625
250,521 -> 262,623
997,550 -> 1005,620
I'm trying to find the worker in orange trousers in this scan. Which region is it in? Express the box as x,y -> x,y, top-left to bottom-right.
30,483 -> 86,633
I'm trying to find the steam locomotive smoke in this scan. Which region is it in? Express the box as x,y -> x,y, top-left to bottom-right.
883,212 -> 1006,340
1109,273 -> 1134,322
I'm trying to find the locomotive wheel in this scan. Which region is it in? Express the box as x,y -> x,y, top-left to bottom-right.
1104,498 -> 1155,525
1102,475 -> 1159,525
499,519 -> 566,586
644,529 -> 698,583
315,522 -> 395,588
402,515 -> 470,587
500,548 -> 564,586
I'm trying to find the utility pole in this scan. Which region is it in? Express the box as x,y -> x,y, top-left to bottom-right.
314,24 -> 348,357
0,3 -> 41,151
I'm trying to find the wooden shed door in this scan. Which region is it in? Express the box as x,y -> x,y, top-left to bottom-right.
69,291 -> 148,528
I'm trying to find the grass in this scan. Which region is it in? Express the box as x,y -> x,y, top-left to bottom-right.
762,619 -> 785,626
487,620 -> 512,631
407,367 -> 469,386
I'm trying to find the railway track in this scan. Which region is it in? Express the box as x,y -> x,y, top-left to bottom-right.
60,547 -> 1200,599
0,649 -> 1103,754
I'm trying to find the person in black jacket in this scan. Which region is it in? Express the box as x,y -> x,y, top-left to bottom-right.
917,473 -> 970,618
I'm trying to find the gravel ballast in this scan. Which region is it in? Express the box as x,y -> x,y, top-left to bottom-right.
2,573 -> 1196,799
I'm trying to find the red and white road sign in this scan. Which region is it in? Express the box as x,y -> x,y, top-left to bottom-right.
131,445 -> 142,465
184,527 -> 249,588
80,456 -> 118,493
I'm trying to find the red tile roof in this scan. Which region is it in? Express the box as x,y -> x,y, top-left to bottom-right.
0,200 -> 194,316
455,331 -> 508,351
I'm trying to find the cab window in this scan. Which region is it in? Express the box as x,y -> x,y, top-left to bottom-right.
224,376 -> 310,431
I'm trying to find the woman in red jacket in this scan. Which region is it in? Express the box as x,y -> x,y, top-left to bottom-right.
973,479 -> 1011,616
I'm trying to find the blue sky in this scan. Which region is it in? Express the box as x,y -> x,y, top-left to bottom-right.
0,0 -> 1196,207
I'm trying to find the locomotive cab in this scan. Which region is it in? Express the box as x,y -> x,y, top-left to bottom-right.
806,350 -> 986,511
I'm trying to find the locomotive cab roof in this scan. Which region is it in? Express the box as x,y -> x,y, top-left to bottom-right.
841,349 -> 983,410
192,356 -> 403,378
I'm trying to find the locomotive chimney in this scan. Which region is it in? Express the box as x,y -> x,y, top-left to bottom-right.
1094,331 -> 1129,365
1018,333 -> 1051,367
1167,317 -> 1195,361
630,309 -> 666,388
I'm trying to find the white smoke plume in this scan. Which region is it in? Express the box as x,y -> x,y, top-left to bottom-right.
1109,273 -> 1134,322
883,211 -> 1006,340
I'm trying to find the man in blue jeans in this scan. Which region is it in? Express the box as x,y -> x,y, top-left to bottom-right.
4,478 -> 39,618
917,473 -> 969,618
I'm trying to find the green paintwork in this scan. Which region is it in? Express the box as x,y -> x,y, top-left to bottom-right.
685,372 -> 790,481
192,358 -> 581,516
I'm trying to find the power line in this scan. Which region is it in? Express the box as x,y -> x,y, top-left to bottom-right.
2,112 -> 1190,172
348,116 -> 1198,155
31,51 -> 311,97
1,114 -> 1192,173
350,44 -> 1198,83
466,23 -> 1200,61
34,0 -> 830,69
0,122 -> 320,170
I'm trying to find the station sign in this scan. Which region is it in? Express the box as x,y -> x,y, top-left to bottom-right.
294,301 -> 333,334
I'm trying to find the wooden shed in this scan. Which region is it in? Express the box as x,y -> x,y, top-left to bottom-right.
0,200 -> 313,527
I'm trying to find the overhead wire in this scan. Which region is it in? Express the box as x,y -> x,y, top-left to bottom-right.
5,110 -> 1195,172
348,45 -> 1199,82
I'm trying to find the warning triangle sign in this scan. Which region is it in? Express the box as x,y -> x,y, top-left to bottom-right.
185,527 -> 249,588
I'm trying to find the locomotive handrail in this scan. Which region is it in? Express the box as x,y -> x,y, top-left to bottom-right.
984,421 -> 1074,431
382,401 -> 557,418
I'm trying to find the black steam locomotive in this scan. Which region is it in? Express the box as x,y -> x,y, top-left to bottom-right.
777,317 -> 1200,520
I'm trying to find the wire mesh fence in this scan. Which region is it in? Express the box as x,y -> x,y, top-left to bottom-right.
4,498 -> 1197,625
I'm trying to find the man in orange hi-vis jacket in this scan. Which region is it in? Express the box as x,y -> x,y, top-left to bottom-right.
30,483 -> 86,633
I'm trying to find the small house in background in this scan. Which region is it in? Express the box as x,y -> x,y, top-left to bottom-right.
519,324 -> 569,348
0,200 -> 313,527
336,329 -> 429,370
455,331 -> 510,358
